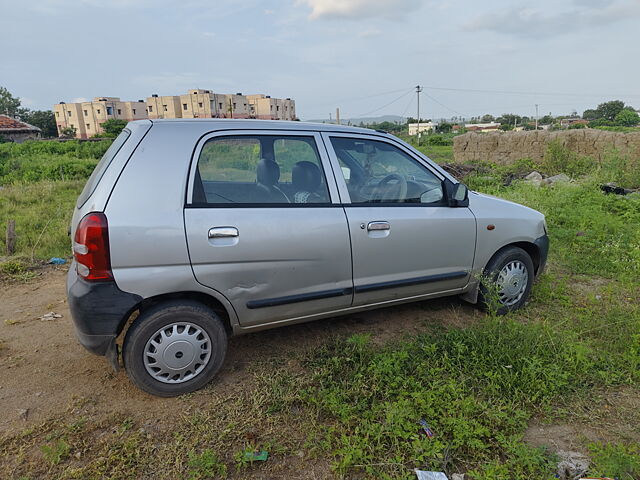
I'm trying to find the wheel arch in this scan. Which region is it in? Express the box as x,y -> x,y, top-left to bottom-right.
117,291 -> 235,340
461,239 -> 542,305
500,241 -> 542,275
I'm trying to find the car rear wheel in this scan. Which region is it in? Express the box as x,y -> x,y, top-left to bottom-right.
123,300 -> 227,397
480,246 -> 535,315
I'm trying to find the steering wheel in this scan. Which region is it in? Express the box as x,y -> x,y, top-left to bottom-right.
371,174 -> 408,202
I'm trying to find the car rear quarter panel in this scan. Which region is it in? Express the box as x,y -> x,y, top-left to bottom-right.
71,120 -> 152,240
103,123 -> 239,326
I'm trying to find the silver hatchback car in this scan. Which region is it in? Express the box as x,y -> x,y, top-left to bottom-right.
67,119 -> 548,396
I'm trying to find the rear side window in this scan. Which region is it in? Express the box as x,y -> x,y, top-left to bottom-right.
193,135 -> 330,205
76,129 -> 131,208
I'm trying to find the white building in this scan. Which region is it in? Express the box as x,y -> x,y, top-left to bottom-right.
408,122 -> 437,135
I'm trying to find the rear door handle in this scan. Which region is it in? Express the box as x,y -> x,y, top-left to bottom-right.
208,227 -> 239,239
367,221 -> 390,231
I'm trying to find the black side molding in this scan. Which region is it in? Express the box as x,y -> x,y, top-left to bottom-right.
354,271 -> 468,294
246,287 -> 353,309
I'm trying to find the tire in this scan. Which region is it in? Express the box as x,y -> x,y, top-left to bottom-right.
123,300 -> 227,397
479,246 -> 535,315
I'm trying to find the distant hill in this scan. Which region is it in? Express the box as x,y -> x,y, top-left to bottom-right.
304,115 -> 406,125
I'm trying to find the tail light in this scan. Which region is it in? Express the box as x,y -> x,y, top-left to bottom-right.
73,212 -> 113,281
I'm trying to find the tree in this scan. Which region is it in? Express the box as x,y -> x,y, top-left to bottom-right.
614,109 -> 640,127
60,126 -> 76,138
100,118 -> 127,137
582,109 -> 599,120
22,110 -> 57,138
595,100 -> 626,121
406,117 -> 431,124
539,114 -> 555,125
496,113 -> 522,129
0,86 -> 28,118
436,122 -> 453,133
480,114 -> 495,123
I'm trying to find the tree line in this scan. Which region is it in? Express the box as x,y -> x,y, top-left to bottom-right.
0,86 -> 127,140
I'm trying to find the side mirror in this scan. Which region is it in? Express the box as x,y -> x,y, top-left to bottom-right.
453,183 -> 468,202
444,179 -> 469,207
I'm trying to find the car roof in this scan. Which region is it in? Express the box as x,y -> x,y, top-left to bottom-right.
142,118 -> 388,136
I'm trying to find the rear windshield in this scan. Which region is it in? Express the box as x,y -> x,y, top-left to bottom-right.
76,129 -> 131,208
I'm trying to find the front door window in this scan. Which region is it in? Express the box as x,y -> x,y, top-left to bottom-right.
330,137 -> 444,205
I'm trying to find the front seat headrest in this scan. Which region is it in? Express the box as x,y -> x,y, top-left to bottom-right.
257,158 -> 280,186
292,161 -> 321,191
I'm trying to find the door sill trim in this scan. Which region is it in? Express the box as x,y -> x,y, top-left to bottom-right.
236,287 -> 465,332
246,287 -> 353,309
354,271 -> 468,293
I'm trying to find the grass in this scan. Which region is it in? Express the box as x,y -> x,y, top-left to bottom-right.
1,137 -> 640,478
0,140 -> 107,184
0,180 -> 84,262
0,139 -> 105,268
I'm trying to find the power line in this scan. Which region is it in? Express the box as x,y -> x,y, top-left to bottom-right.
422,90 -> 466,118
313,87 -> 415,110
421,85 -> 640,98
355,88 -> 414,118
400,93 -> 415,118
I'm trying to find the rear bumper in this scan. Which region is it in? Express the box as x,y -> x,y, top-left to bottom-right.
534,233 -> 549,277
67,263 -> 141,356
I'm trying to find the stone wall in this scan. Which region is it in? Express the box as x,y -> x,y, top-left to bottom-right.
453,129 -> 640,164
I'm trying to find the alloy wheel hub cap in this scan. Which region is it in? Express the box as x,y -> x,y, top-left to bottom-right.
143,322 -> 211,384
496,261 -> 529,306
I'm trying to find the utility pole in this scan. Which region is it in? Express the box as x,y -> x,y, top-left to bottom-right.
336,107 -> 340,125
329,112 -> 332,123
535,104 -> 539,130
416,85 -> 423,145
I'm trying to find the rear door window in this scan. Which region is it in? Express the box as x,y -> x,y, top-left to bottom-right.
76,129 -> 131,207
193,135 -> 330,205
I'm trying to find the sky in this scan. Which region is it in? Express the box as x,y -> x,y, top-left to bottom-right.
1,0 -> 640,121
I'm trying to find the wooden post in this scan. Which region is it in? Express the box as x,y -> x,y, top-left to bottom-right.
6,219 -> 16,255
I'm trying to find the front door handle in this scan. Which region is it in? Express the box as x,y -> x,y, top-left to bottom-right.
367,221 -> 390,231
208,227 -> 239,239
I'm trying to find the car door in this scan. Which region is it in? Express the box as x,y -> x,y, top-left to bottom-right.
322,132 -> 476,307
184,130 -> 353,327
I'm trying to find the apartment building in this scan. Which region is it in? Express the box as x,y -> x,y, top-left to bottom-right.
148,90 -> 294,120
146,94 -> 181,120
54,97 -> 147,138
246,94 -> 296,121
54,90 -> 297,138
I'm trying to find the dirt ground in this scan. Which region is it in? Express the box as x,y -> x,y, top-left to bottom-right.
0,267 -> 479,435
1,267 -> 638,479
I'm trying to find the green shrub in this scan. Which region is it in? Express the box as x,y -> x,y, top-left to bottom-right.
538,140 -> 592,178
588,442 -> 640,479
0,180 -> 83,260
424,134 -> 454,146
0,139 -> 110,185
187,449 -> 227,479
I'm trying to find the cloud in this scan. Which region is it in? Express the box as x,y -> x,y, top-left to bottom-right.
358,28 -> 382,38
72,97 -> 88,103
464,0 -> 640,38
299,0 -> 421,20
29,0 -> 154,14
19,97 -> 36,107
264,9 -> 275,15
131,73 -> 233,94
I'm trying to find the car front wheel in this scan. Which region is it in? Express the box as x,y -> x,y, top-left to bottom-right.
480,246 -> 535,315
123,300 -> 227,397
